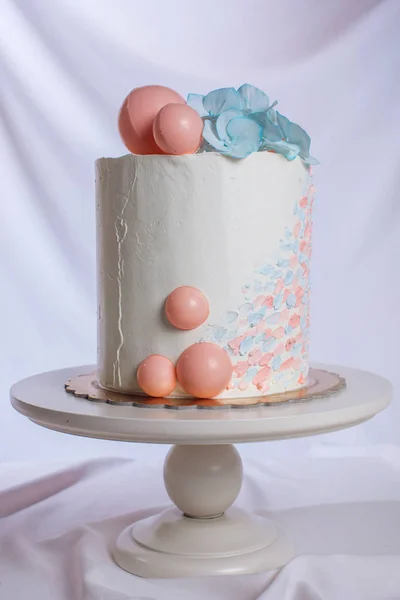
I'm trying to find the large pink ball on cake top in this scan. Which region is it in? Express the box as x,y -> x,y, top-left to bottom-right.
137,354 -> 176,397
176,342 -> 232,398
153,103 -> 203,155
165,286 -> 209,330
118,85 -> 185,155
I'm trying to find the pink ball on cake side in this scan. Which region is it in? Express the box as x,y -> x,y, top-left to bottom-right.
137,354 -> 177,397
176,342 -> 232,398
118,85 -> 185,155
153,103 -> 203,155
165,286 -> 209,330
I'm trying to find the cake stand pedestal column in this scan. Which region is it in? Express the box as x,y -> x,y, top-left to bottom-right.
114,444 -> 292,577
10,364 -> 392,579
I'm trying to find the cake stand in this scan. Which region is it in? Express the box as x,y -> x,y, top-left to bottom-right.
10,363 -> 391,578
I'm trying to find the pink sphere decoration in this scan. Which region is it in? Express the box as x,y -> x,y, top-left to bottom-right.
176,343 -> 233,399
165,286 -> 209,330
137,354 -> 177,397
153,103 -> 204,155
118,85 -> 185,155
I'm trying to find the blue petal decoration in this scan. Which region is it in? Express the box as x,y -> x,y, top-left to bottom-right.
290,343 -> 302,357
272,356 -> 282,371
255,332 -> 266,343
244,366 -> 259,383
257,264 -> 274,276
216,109 -> 242,143
187,93 -> 208,117
240,336 -> 255,356
273,293 -> 283,310
276,112 -> 311,158
202,119 -> 227,152
226,311 -> 238,323
284,270 -> 294,285
225,117 -> 262,158
250,111 -> 282,143
237,84 -> 269,113
271,268 -> 283,280
203,87 -> 242,117
277,259 -> 290,268
286,294 -> 296,308
212,326 -> 227,341
239,302 -> 253,317
260,139 -> 300,161
248,312 -> 264,327
302,154 -> 320,166
262,337 -> 276,352
188,84 -> 318,163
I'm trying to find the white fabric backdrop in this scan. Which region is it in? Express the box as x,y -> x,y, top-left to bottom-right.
1,1 -> 400,598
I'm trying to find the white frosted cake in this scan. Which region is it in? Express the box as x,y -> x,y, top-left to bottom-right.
95,83 -> 317,401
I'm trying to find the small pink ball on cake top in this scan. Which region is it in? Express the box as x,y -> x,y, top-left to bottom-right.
118,85 -> 185,155
176,342 -> 232,399
137,354 -> 176,397
153,103 -> 203,155
165,286 -> 209,330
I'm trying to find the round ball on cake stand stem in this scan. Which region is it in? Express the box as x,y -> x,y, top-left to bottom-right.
163,445 -> 243,519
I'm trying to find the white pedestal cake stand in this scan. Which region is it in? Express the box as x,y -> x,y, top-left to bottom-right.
10,364 -> 391,579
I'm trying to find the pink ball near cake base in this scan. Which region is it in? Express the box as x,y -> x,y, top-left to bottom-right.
165,286 -> 209,330
118,85 -> 185,155
153,103 -> 204,155
137,354 -> 176,397
176,342 -> 233,398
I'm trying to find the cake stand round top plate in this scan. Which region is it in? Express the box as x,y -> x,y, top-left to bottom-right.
10,364 -> 391,445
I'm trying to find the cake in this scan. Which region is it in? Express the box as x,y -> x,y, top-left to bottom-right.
96,84 -> 317,401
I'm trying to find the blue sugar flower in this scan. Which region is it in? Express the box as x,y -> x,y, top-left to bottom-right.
188,84 -> 269,118
275,111 -> 318,165
187,84 -> 318,163
202,115 -> 262,159
188,85 -> 266,159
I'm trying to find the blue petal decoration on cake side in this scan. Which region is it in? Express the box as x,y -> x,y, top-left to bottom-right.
203,87 -> 242,117
237,84 -> 269,113
187,93 -> 208,117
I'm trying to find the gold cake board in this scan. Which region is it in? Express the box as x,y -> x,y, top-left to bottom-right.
65,368 -> 345,410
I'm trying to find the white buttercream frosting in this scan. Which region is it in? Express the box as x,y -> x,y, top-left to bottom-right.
96,151 -> 312,398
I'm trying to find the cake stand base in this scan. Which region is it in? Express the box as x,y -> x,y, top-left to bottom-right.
113,444 -> 293,578
114,507 -> 293,578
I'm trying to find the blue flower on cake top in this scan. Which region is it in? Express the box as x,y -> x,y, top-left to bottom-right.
118,83 -> 317,163
188,84 -> 318,162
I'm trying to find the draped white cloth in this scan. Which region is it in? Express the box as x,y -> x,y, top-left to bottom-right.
1,453 -> 400,599
1,0 -> 400,597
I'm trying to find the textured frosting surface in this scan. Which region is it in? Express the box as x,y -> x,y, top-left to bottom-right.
96,152 -> 312,398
